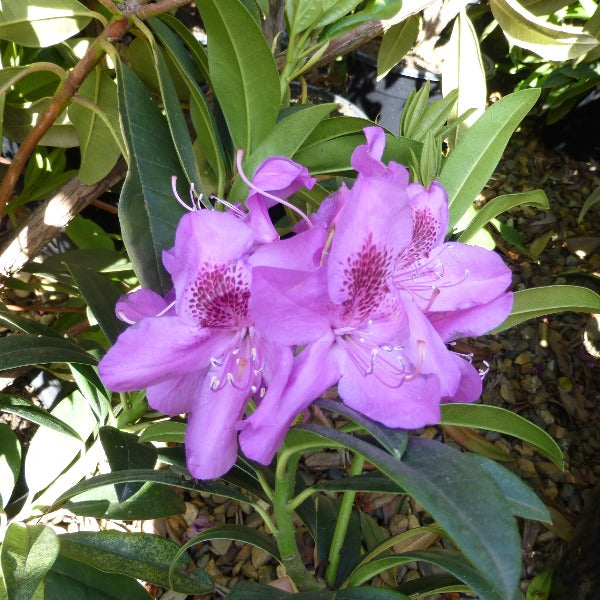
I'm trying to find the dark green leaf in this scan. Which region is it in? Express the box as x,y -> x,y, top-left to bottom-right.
139,421 -> 186,444
44,553 -> 152,600
198,0 -> 280,151
317,398 -> 408,459
440,403 -> 563,468
0,334 -> 96,369
59,531 -> 213,594
308,473 -> 403,495
299,426 -> 521,600
1,523 -> 59,600
227,581 -> 410,599
0,395 -> 82,441
64,261 -> 125,344
116,61 -> 186,294
0,422 -> 21,508
398,573 -> 470,596
0,305 -> 61,337
65,215 -> 115,251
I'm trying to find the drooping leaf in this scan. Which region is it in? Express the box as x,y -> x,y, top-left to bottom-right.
440,403 -> 563,468
116,61 -> 186,294
298,426 -> 521,600
0,0 -> 93,48
198,0 -> 280,152
44,553 -> 152,600
493,285 -> 600,333
459,190 -> 549,243
490,0 -> 599,61
0,305 -> 62,338
58,531 -> 213,594
440,88 -> 540,231
68,69 -> 122,184
1,523 -> 59,600
0,423 -> 21,508
0,334 -> 96,370
66,215 -> 115,251
578,185 -> 600,223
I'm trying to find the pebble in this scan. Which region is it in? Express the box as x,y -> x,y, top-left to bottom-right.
517,458 -> 537,478
251,546 -> 272,568
210,539 -> 232,556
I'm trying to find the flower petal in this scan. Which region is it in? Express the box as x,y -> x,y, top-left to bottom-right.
239,334 -> 341,464
185,382 -> 249,479
249,157 -> 315,205
146,372 -> 203,416
430,292 -> 514,342
115,289 -> 168,323
351,126 -> 387,177
443,354 -> 482,403
98,316 -> 231,392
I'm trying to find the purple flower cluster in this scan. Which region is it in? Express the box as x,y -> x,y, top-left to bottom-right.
99,127 -> 513,479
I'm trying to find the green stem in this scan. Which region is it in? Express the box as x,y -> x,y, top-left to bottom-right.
273,450 -> 326,592
324,453 -> 365,588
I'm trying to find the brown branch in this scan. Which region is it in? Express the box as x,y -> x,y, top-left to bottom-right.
5,304 -> 86,313
90,198 -> 119,214
0,17 -> 129,218
0,158 -> 127,286
136,0 -> 192,19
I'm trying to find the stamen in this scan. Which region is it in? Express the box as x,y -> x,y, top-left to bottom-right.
236,149 -> 313,228
155,299 -> 176,317
172,176 -> 196,212
116,310 -> 136,325
210,194 -> 246,217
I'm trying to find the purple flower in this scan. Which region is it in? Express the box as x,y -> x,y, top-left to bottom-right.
239,127 -> 513,463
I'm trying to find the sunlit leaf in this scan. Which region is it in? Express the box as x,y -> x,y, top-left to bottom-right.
0,423 -> 21,508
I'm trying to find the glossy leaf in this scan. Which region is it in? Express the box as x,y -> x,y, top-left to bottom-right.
325,0 -> 403,39
0,423 -> 21,508
317,398 -> 408,459
493,285 -> 600,333
0,334 -> 96,370
0,395 -> 82,441
44,554 -> 152,600
25,392 -> 98,495
149,17 -> 226,192
55,468 -> 254,507
344,549 -> 508,600
139,421 -> 186,443
229,103 -> 337,200
69,364 -> 111,424
459,190 -> 549,244
1,523 -> 59,600
490,0 -> 599,61
0,0 -> 93,48
377,16 -> 420,80
117,61 -> 186,294
59,531 -> 213,594
198,0 -> 280,152
64,262 -> 125,344
526,569 -> 553,600
306,473 -> 403,496
299,426 -> 521,599
440,403 -> 563,468
440,88 -> 540,231
68,69 -> 122,184
578,185 -> 600,223
404,90 -> 459,142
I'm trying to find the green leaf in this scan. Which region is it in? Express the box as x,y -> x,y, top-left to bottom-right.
1,523 -> 59,600
440,403 -> 563,468
0,422 -> 21,508
116,61 -> 186,294
403,90 -> 458,141
58,531 -> 213,594
441,9 -> 487,146
198,0 -> 280,152
0,334 -> 96,370
68,69 -> 122,184
377,16 -> 420,80
66,215 -> 115,251
439,88 -> 540,232
64,262 -> 125,344
139,421 -> 186,443
324,0 -> 403,39
494,285 -> 600,333
490,0 -> 599,61
149,17 -> 227,193
344,549 -> 508,600
25,392 -> 98,495
578,184 -> 600,223
317,398 -> 408,459
55,468 -> 255,507
299,426 -> 521,600
229,103 -> 337,200
308,473 -> 403,495
227,581 -> 409,599
526,569 -> 553,600
69,363 -> 111,424
0,0 -> 93,48
465,454 -> 550,522
174,524 -> 280,564
44,554 -> 152,600
0,305 -> 62,337
0,395 -> 82,441
398,573 -> 470,596
459,190 -> 549,243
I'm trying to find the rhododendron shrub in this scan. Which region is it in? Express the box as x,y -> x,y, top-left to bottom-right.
99,127 -> 512,481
